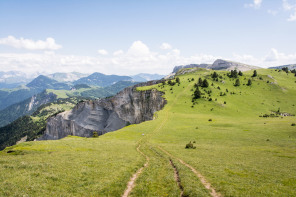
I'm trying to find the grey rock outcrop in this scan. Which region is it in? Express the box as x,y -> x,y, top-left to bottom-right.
41,80 -> 167,140
209,59 -> 259,71
173,64 -> 211,73
172,59 -> 259,73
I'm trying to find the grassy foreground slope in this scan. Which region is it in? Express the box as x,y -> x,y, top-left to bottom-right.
1,68 -> 296,196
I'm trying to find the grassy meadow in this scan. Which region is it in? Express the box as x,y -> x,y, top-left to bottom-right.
1,68 -> 296,196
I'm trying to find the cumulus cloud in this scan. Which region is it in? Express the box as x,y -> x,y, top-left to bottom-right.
127,40 -> 150,56
0,36 -> 62,50
282,0 -> 296,21
0,40 -> 296,76
160,43 -> 172,50
265,48 -> 280,61
263,48 -> 296,64
245,0 -> 263,9
97,49 -> 108,55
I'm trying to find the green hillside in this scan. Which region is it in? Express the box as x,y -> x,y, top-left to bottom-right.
1,68 -> 296,196
0,98 -> 79,150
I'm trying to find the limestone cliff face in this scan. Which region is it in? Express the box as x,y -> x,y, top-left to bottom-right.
42,81 -> 166,140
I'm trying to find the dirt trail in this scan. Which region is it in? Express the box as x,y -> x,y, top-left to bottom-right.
169,159 -> 184,197
122,145 -> 149,197
158,146 -> 222,197
122,110 -> 169,197
122,82 -> 193,197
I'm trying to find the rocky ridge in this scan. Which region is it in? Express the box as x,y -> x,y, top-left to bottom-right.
173,59 -> 260,73
41,80 -> 166,140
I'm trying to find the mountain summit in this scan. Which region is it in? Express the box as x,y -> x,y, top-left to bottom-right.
74,72 -> 132,87
173,59 -> 260,73
27,75 -> 71,90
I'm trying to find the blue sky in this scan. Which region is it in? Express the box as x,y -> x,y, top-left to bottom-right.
0,0 -> 295,75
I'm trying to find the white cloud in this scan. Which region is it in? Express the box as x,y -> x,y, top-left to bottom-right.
282,0 -> 296,21
97,49 -> 108,55
0,36 -> 62,50
0,41 -> 296,76
287,9 -> 296,21
160,43 -> 172,50
172,49 -> 181,56
245,0 -> 263,9
113,50 -> 124,56
264,48 -> 280,61
283,0 -> 294,10
127,40 -> 150,56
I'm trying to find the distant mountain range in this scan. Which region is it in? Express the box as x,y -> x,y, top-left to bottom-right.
0,80 -> 140,127
130,73 -> 165,82
74,72 -> 132,87
0,71 -> 36,89
47,72 -> 89,82
27,75 -> 72,90
0,72 -> 164,110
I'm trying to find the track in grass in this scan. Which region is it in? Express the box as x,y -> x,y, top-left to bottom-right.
169,158 -> 184,197
158,146 -> 222,197
123,82 -> 220,196
122,145 -> 149,197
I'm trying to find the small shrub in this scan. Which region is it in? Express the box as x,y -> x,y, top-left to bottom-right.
208,119 -> 212,122
93,131 -> 99,138
224,101 -> 226,104
292,123 -> 296,126
185,141 -> 196,149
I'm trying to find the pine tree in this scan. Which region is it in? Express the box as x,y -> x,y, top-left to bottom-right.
198,78 -> 203,86
176,77 -> 180,84
252,70 -> 257,77
238,71 -> 243,76
202,79 -> 209,87
212,72 -> 218,78
234,79 -> 240,86
193,87 -> 202,99
247,79 -> 252,86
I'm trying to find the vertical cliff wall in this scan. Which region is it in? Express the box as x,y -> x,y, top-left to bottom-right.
41,81 -> 166,140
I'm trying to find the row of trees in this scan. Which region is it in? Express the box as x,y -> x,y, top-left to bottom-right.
195,78 -> 209,88
227,70 -> 243,78
166,77 -> 181,86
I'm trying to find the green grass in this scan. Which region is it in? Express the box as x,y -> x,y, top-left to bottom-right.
1,68 -> 296,196
0,136 -> 143,196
